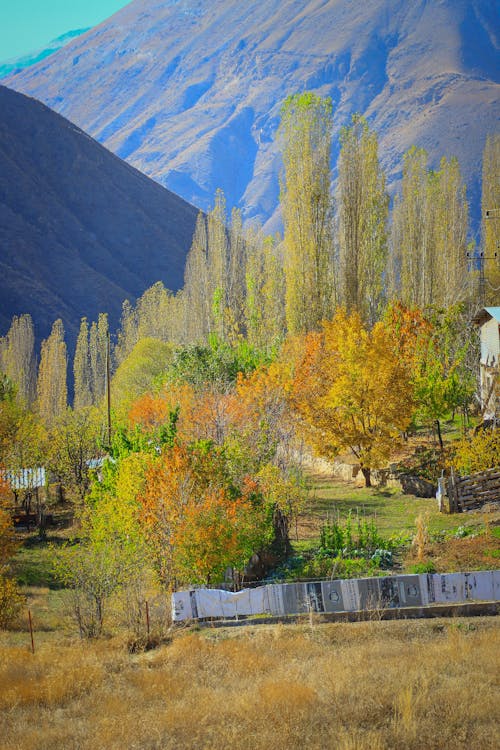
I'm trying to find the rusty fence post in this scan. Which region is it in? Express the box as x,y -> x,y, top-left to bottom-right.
28,609 -> 35,654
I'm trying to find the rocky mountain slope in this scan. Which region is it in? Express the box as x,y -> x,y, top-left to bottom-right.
4,0 -> 499,230
0,85 -> 198,347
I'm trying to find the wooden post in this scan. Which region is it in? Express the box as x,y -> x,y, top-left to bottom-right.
449,468 -> 457,513
450,467 -> 464,513
28,610 -> 35,654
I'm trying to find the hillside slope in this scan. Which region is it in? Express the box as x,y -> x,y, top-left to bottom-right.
4,0 -> 499,229
0,85 -> 198,347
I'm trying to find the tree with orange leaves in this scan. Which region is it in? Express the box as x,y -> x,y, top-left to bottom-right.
290,309 -> 414,486
383,301 -> 432,371
138,443 -> 268,586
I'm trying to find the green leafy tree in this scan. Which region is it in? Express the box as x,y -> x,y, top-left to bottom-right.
111,338 -> 174,420
53,451 -> 151,637
413,306 -> 477,445
46,406 -> 103,502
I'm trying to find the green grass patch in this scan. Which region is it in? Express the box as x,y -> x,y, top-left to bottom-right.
304,476 -> 486,541
12,540 -> 70,589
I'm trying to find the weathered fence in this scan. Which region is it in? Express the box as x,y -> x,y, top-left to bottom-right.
172,570 -> 500,622
446,466 -> 500,512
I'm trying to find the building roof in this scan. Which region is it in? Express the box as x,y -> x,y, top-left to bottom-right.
1,467 -> 46,490
472,307 -> 500,326
485,307 -> 500,322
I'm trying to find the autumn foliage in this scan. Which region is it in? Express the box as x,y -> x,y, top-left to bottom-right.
138,443 -> 267,585
290,309 -> 415,485
0,472 -> 23,626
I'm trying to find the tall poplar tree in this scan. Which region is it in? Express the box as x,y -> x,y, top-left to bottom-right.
433,156 -> 469,306
183,191 -> 247,345
114,300 -> 138,367
136,282 -> 174,342
227,206 -> 247,340
278,92 -> 335,334
207,188 -> 229,340
391,147 -> 469,308
338,114 -> 389,324
73,318 -> 92,410
245,231 -> 285,350
89,313 -> 109,404
390,147 -> 433,307
37,319 -> 67,426
183,211 -> 211,343
0,314 -> 36,405
481,134 -> 500,303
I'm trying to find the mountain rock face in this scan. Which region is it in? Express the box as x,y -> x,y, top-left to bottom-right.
4,0 -> 499,230
0,85 -> 198,347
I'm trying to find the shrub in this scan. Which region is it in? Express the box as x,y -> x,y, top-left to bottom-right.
406,561 -> 437,574
319,513 -> 391,558
452,427 -> 500,474
0,574 -> 24,628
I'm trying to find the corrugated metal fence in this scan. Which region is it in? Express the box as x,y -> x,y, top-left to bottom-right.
172,570 -> 500,622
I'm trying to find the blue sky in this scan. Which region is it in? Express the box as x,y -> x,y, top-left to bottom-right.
0,0 -> 131,61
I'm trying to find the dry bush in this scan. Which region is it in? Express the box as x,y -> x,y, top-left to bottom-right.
0,619 -> 498,750
405,526 -> 500,572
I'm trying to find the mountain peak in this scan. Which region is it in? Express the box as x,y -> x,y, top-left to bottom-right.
4,0 -> 499,229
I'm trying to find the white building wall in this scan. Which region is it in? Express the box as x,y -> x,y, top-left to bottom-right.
481,317 -> 500,365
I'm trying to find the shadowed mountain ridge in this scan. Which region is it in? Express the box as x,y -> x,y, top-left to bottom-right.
0,84 -> 198,348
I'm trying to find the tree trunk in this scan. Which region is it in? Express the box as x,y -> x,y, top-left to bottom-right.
361,467 -> 371,487
436,419 -> 444,452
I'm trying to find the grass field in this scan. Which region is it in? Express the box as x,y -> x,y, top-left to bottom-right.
300,475 -> 492,542
2,472 -> 499,749
1,617 -> 499,750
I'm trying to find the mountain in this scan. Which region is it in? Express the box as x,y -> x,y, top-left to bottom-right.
0,29 -> 91,79
0,85 -> 198,348
4,0 -> 499,231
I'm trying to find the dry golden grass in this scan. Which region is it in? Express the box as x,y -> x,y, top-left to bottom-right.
1,617 -> 499,750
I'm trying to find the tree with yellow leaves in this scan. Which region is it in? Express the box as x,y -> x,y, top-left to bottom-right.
290,309 -> 414,486
278,92 -> 336,334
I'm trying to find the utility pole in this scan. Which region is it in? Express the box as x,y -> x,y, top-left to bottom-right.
466,208 -> 499,307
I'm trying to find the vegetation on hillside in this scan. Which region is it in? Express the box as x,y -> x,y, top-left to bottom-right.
0,94 -> 498,636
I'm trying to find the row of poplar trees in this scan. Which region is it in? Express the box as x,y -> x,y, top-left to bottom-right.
0,313 -> 109,425
1,94 -> 498,419
120,94 -> 495,355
